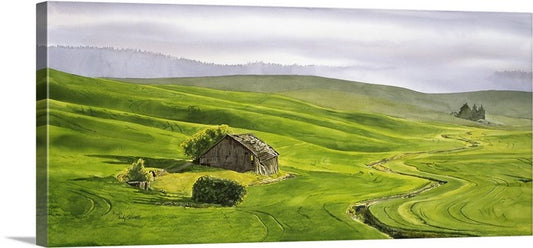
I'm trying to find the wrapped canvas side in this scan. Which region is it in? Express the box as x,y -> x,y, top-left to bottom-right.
36,2 -> 48,247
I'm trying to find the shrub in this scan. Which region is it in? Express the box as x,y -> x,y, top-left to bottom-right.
117,158 -> 153,182
181,124 -> 232,163
191,176 -> 246,206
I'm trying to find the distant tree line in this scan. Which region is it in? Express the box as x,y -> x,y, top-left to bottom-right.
453,103 -> 486,121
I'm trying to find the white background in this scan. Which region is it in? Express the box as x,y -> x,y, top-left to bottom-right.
0,0 -> 531,248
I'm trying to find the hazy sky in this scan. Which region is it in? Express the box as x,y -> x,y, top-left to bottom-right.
46,2 -> 532,93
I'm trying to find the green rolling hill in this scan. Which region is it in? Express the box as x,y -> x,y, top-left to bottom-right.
38,69 -> 531,246
117,75 -> 532,124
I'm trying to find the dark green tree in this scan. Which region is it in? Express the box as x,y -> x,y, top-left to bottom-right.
476,105 -> 486,120
456,103 -> 472,119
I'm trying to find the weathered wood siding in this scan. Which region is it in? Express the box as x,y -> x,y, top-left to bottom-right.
199,135 -> 279,176
199,136 -> 255,172
256,157 -> 278,175
264,157 -> 279,175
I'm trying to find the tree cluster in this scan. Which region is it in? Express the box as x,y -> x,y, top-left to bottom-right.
181,124 -> 232,163
454,103 -> 485,121
191,176 -> 246,206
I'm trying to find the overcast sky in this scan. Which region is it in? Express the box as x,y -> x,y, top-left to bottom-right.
46,2 -> 532,93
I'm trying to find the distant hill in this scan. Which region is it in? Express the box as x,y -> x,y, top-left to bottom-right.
45,46 -> 334,78
117,75 -> 532,123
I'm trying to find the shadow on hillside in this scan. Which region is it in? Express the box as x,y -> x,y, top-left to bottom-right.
70,175 -> 118,183
132,192 -> 219,208
86,154 -> 194,173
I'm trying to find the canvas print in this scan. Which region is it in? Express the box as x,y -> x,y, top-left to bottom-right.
36,1 -> 532,246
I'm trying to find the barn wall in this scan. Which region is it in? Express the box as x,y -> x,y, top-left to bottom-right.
259,157 -> 278,175
199,137 -> 255,172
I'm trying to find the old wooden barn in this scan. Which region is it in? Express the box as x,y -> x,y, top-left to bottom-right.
199,134 -> 279,175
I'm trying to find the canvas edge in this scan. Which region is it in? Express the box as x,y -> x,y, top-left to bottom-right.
36,2 -> 48,247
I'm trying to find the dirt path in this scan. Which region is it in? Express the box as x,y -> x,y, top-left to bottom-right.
347,133 -> 480,238
238,209 -> 285,241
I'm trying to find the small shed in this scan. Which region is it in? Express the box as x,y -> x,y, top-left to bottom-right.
199,134 -> 279,175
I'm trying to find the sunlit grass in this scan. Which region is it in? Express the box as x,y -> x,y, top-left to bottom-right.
38,69 -> 532,245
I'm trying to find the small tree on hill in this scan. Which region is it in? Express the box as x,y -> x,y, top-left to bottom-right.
117,158 -> 153,182
472,104 -> 478,113
456,103 -> 472,120
181,124 -> 232,163
473,105 -> 486,120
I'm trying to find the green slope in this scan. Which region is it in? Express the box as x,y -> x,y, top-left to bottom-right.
38,69 -> 531,246
117,75 -> 532,123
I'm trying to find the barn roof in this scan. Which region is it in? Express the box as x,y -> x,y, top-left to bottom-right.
229,134 -> 279,162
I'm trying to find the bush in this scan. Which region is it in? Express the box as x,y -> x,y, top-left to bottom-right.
181,124 -> 232,163
191,176 -> 246,206
117,158 -> 153,182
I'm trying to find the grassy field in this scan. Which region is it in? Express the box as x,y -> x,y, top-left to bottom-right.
120,75 -> 532,123
38,69 -> 531,246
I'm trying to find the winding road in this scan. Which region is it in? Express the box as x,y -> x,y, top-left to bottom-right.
347,133 -> 481,238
